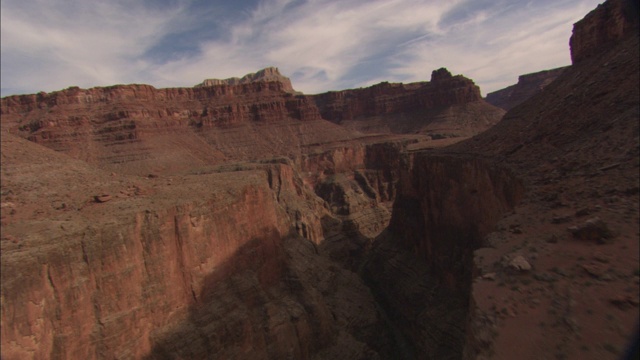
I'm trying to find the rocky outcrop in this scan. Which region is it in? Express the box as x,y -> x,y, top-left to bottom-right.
0,133 -> 401,359
0,81 -> 317,128
195,67 -> 297,93
5,2 -> 637,357
485,67 -> 568,110
449,1 -> 640,357
312,68 -> 480,121
310,68 -> 504,137
363,154 -> 523,359
570,0 -> 639,64
457,10 -> 639,180
0,81 -> 358,175
0,66 -> 504,176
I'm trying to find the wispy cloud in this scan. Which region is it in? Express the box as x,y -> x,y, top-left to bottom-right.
1,0 -> 602,97
387,0 -> 602,94
1,0 -> 186,94
145,0 -> 462,92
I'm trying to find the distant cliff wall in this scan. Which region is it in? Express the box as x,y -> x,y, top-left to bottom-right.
311,68 -> 483,123
194,67 -> 296,93
485,67 -> 568,111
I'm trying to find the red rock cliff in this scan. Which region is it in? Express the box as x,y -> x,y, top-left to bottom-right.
311,68 -> 482,122
363,153 -> 523,359
570,0 -> 639,63
0,134 -> 398,359
310,68 -> 504,137
485,66 -> 568,110
0,81 -> 359,174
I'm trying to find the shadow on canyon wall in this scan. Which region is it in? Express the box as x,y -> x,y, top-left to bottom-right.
144,227 -> 398,360
145,153 -> 524,360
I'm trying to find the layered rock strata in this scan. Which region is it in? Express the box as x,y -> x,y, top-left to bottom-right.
485,67 -> 568,111
0,134 -> 401,359
0,67 -> 503,177
570,0 -> 639,63
195,66 -> 297,93
6,3 -> 637,357
0,82 -> 357,175
364,154 -> 523,359
452,0 -> 640,357
311,68 -> 504,138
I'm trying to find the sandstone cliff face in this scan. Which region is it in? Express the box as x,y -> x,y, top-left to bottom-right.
570,0 -> 639,63
0,82 -> 317,130
312,68 -> 483,121
0,82 -> 359,175
450,1 -> 640,357
311,68 -> 504,137
8,3 -> 638,356
0,66 -> 503,178
195,67 -> 297,93
1,134 -> 402,359
485,67 -> 568,111
363,154 -> 523,359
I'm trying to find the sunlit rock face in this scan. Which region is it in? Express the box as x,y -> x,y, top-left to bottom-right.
3,1 -> 637,358
0,135 -> 401,359
310,69 -> 504,138
195,67 -> 297,94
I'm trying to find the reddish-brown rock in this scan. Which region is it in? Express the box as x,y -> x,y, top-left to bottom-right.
195,67 -> 297,93
485,67 -> 568,111
310,68 -> 504,138
0,67 -> 502,177
569,0 -> 639,63
0,81 -> 360,175
0,133 -> 399,359
451,1 -> 639,358
3,2 -> 637,359
364,155 -> 523,358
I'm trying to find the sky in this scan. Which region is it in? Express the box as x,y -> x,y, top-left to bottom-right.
1,0 -> 603,97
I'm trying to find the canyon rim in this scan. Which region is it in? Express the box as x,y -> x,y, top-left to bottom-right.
1,0 -> 639,359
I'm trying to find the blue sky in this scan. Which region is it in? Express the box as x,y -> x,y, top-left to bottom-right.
1,0 -> 602,97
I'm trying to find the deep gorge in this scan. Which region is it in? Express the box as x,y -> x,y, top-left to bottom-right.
0,137 -> 523,359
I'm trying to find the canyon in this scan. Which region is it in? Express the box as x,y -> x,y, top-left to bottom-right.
1,0 -> 638,359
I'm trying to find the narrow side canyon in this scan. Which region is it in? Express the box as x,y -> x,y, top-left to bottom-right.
1,132 -> 522,359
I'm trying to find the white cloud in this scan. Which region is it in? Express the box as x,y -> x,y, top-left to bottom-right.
1,0 -> 184,94
386,0 -> 603,95
151,0 -> 461,92
1,0 -> 604,97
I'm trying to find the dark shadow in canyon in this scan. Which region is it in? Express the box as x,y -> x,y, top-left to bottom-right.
144,227 -> 399,359
145,154 -> 523,360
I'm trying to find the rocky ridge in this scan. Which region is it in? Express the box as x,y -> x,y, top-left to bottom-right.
0,81 -> 357,175
1,1 -> 638,359
448,0 -> 640,358
195,66 -> 297,93
311,68 -> 505,138
485,67 -> 568,111
570,0 -> 639,63
0,67 -> 501,176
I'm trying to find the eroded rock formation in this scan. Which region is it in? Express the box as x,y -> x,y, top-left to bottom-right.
485,67 -> 568,111
0,81 -> 358,175
311,68 -> 504,138
364,154 -> 523,359
0,134 -> 399,359
570,0 -> 639,64
195,66 -> 297,93
0,67 -> 500,176
1,1 -> 638,359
